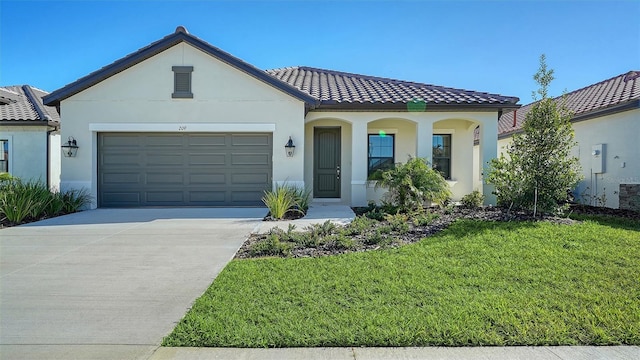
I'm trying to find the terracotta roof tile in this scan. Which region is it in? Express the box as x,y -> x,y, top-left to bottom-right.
497,70 -> 640,138
266,66 -> 520,108
0,85 -> 60,124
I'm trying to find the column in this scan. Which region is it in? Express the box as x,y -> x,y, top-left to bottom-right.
351,120 -> 368,206
416,120 -> 433,163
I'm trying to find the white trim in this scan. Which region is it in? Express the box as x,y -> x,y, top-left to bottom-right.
89,123 -> 277,133
351,180 -> 367,185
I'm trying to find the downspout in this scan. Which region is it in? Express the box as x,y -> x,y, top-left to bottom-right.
46,122 -> 58,189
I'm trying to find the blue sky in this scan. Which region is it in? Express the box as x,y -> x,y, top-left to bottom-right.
1,0 -> 638,104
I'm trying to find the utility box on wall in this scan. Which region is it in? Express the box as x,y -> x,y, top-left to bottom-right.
591,144 -> 605,174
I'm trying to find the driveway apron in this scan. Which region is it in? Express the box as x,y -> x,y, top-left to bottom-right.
0,208 -> 266,359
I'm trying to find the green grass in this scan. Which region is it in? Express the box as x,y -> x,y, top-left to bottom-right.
163,217 -> 640,347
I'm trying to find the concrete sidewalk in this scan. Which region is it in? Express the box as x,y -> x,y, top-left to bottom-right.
150,345 -> 640,360
254,203 -> 356,233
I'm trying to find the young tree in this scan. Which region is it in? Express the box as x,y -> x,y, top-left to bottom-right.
488,55 -> 582,216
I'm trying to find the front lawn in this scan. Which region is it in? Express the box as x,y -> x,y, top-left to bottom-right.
163,216 -> 640,347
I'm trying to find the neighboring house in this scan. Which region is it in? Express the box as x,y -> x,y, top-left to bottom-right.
474,70 -> 640,210
0,85 -> 61,188
43,26 -> 519,209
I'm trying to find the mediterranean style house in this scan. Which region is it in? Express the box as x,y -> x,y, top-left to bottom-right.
43,26 -> 520,208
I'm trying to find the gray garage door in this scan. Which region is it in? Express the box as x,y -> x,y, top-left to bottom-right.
98,133 -> 272,207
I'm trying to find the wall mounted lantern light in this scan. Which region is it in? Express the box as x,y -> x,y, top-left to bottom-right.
284,136 -> 295,157
61,136 -> 79,157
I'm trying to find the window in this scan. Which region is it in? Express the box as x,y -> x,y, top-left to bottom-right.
368,134 -> 394,176
0,139 -> 8,173
432,134 -> 451,179
172,66 -> 193,98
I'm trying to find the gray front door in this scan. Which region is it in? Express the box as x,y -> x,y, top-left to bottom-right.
98,133 -> 272,207
314,127 -> 341,198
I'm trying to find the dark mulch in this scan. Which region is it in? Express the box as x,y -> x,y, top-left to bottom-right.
0,213 -> 73,229
236,204 -> 630,259
568,203 -> 640,220
263,209 -> 306,222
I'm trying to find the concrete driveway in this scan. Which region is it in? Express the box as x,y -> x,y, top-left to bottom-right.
0,208 -> 266,360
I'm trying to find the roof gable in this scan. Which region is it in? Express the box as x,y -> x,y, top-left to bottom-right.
43,27 -> 318,107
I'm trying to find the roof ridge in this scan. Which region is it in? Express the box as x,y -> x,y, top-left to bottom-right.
271,65 -> 518,100
22,85 -> 49,121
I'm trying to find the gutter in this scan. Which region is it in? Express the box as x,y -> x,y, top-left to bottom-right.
313,102 -> 521,112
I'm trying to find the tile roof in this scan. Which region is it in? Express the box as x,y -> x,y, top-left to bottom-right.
44,27 -> 519,111
0,85 -> 60,125
497,70 -> 640,138
266,66 -> 520,109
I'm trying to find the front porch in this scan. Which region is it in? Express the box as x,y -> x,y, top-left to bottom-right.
303,111 -> 499,206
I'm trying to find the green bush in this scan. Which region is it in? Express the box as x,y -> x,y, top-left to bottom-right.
326,233 -> 356,250
364,229 -> 389,246
0,178 -> 91,224
249,233 -> 292,257
375,157 -> 451,213
262,185 -> 299,220
343,215 -> 377,236
384,213 -> 410,233
411,212 -> 439,226
460,190 -> 484,208
61,188 -> 92,213
262,184 -> 310,220
291,186 -> 312,213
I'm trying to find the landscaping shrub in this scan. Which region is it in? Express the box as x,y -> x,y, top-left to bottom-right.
0,178 -> 91,225
488,55 -> 581,216
61,188 -> 92,214
262,184 -> 310,220
343,215 -> 377,236
460,190 -> 484,208
375,157 -> 451,213
291,186 -> 312,213
385,213 -> 410,233
262,184 -> 300,220
249,233 -> 292,257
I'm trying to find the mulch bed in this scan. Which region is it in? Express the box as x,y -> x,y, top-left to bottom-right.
236,204 -> 638,259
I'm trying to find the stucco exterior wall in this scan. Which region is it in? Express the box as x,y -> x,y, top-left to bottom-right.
572,109 -> 640,208
59,43 -> 306,208
484,108 -> 640,209
0,125 -> 49,184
